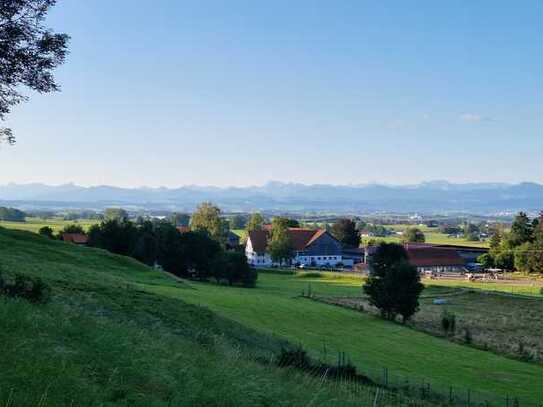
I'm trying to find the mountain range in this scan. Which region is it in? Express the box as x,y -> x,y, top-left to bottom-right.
1,181 -> 542,214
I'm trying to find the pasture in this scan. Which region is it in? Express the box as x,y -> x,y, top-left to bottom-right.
2,228 -> 543,406
324,278 -> 543,363
0,217 -> 96,233
145,271 -> 543,405
361,224 -> 489,248
0,227 -> 391,406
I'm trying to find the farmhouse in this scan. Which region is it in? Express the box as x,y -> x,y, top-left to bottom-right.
245,228 -> 343,267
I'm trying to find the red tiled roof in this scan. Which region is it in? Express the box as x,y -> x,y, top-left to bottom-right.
176,226 -> 191,234
406,246 -> 465,267
61,233 -> 88,244
247,230 -> 269,253
247,228 -> 330,253
289,228 -> 319,251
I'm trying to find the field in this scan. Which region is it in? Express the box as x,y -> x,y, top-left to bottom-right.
0,227 -> 398,406
321,278 -> 543,363
2,228 -> 543,406
144,271 -> 543,405
0,217 -> 96,233
364,224 -> 490,248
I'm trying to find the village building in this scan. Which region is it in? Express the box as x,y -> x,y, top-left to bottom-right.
60,233 -> 88,245
364,243 -> 488,274
405,244 -> 466,273
245,228 -> 344,267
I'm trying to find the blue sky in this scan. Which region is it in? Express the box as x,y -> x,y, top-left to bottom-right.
2,1 -> 542,187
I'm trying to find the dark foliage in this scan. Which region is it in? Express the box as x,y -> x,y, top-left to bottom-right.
60,224 -> 85,234
132,231 -> 159,266
38,225 -> 54,239
215,251 -> 258,287
0,0 -> 70,143
0,207 -> 26,221
401,227 -> 426,243
331,218 -> 360,247
369,242 -> 409,275
364,243 -> 424,322
87,219 -> 138,256
441,310 -> 456,337
286,219 -> 300,228
0,272 -> 50,303
88,219 -> 257,287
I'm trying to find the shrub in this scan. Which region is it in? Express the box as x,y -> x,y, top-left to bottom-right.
297,272 -> 322,279
38,226 -> 55,239
464,328 -> 472,344
441,310 -> 456,337
0,272 -> 50,303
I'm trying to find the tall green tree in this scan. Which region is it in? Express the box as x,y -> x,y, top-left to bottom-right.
401,227 -> 426,244
104,208 -> 129,222
0,0 -> 69,143
507,212 -> 534,247
38,226 -> 54,239
331,218 -> 360,247
267,217 -> 294,265
246,213 -> 264,232
190,202 -> 228,244
229,214 -> 246,230
364,243 -> 423,323
0,207 -> 26,222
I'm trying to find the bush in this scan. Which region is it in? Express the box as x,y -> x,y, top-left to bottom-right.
214,252 -> 258,287
441,309 -> 456,337
38,226 -> 55,239
464,328 -> 472,344
297,272 -> 322,279
0,272 -> 50,303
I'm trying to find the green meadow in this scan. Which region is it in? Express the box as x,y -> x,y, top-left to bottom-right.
145,272 -> 543,404
0,217 -> 96,233
1,228 -> 542,406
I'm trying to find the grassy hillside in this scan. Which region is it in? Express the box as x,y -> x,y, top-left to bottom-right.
0,228 -> 388,406
2,228 -> 542,406
143,273 -> 543,405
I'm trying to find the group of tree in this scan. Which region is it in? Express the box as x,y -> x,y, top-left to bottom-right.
363,243 -> 424,323
1,0 -> 69,144
0,207 -> 26,222
190,202 -> 230,244
267,217 -> 294,264
245,213 -> 265,232
330,218 -> 360,247
86,217 -> 256,287
478,212 -> 543,273
363,224 -> 393,238
38,223 -> 85,240
401,227 -> 425,244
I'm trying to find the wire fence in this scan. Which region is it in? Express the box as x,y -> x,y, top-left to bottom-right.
278,348 -> 540,407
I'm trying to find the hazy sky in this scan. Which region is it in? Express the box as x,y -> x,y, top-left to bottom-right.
2,1 -> 542,187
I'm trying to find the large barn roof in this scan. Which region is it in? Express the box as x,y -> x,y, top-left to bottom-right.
406,246 -> 465,267
247,228 -> 332,253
